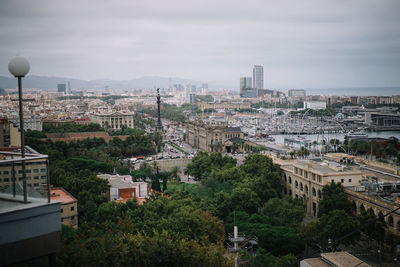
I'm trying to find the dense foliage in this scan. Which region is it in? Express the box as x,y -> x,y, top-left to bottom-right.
43,123 -> 104,133
181,153 -> 303,264
299,182 -> 388,254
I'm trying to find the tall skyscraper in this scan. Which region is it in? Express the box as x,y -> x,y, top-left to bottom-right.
57,83 -> 66,93
253,65 -> 264,90
240,77 -> 257,98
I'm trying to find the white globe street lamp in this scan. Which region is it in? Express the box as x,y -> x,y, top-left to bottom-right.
8,56 -> 30,202
8,57 -> 30,77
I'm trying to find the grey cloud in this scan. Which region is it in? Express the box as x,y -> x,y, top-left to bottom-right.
0,0 -> 399,88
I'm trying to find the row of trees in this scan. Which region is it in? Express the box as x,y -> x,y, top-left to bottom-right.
42,123 -> 104,133
27,129 -> 162,162
345,137 -> 400,164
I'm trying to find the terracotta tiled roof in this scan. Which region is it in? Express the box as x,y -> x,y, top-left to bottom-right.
50,187 -> 77,204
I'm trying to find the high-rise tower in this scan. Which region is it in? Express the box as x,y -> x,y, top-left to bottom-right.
240,77 -> 257,98
156,88 -> 163,132
253,65 -> 264,90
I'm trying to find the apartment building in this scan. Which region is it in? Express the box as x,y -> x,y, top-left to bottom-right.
0,118 -> 21,147
50,187 -> 78,229
0,147 -> 48,188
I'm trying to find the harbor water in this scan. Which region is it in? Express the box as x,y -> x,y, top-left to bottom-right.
271,131 -> 400,146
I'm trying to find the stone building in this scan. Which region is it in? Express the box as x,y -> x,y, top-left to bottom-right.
185,120 -> 256,153
278,153 -> 400,235
280,159 -> 363,217
345,187 -> 400,235
90,111 -> 135,130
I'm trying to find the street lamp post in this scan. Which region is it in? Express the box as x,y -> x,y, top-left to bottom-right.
8,57 -> 30,202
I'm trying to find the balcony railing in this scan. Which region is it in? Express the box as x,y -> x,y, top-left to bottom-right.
0,151 -> 50,204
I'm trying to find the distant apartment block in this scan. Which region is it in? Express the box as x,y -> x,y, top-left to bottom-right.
90,111 -> 135,130
0,146 -> 48,188
50,187 -> 78,229
240,77 -> 257,98
288,89 -> 306,97
9,116 -> 42,132
303,101 -> 326,110
189,93 -> 196,103
252,65 -> 264,90
0,118 -> 21,147
57,83 -> 66,93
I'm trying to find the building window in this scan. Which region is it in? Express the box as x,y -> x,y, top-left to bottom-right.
318,190 -> 322,199
331,179 -> 334,183
289,176 -> 292,184
312,187 -> 316,196
341,179 -> 344,183
4,171 -> 9,175
61,208 -> 63,213
40,169 -> 46,172
295,181 -> 298,189
61,218 -> 63,222
305,185 -> 309,195
389,216 -> 394,227
300,182 -> 303,191
34,176 -> 39,180
348,179 -> 352,183
4,178 -> 9,182
33,169 -> 39,173
71,206 -> 75,211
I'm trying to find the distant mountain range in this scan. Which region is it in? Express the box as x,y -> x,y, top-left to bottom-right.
0,75 -> 204,91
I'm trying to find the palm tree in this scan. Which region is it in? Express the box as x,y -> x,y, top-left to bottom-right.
231,143 -> 239,153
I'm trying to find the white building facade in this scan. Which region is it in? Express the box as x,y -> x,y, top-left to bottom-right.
253,65 -> 264,90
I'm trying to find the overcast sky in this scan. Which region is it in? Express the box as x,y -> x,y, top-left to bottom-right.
0,0 -> 399,89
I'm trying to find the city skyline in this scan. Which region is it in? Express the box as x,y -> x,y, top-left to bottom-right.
0,0 -> 399,89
